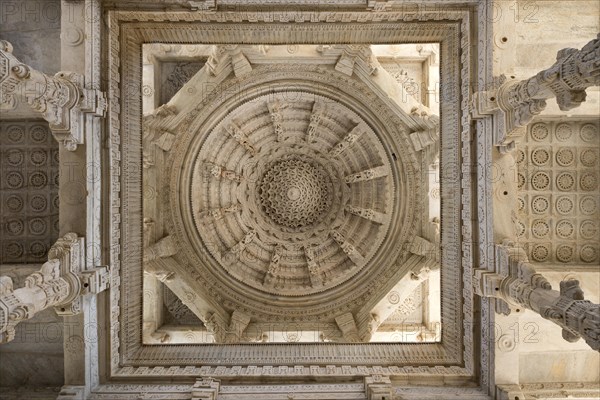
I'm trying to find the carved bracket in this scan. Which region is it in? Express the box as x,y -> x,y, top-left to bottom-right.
0,234 -> 109,343
364,375 -> 393,400
472,34 -> 600,148
474,242 -> 600,351
191,377 -> 220,400
0,40 -> 107,150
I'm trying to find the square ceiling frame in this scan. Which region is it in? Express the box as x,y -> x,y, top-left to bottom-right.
104,6 -> 493,387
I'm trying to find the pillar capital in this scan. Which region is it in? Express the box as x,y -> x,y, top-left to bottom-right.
472,34 -> 600,148
0,234 -> 109,344
474,242 -> 600,351
0,40 -> 106,150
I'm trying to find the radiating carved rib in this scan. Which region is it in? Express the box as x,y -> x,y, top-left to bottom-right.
224,122 -> 257,156
263,245 -> 283,286
267,101 -> 286,141
305,246 -> 323,287
345,205 -> 385,224
329,122 -> 366,157
204,162 -> 242,182
474,243 -> 600,351
330,230 -> 364,265
0,40 -> 106,150
306,101 -> 326,142
224,230 -> 256,264
267,245 -> 282,276
200,204 -> 240,221
344,165 -> 388,183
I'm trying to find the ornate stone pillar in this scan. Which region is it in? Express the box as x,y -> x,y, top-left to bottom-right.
474,242 -> 600,351
0,40 -> 105,150
473,34 -> 600,147
0,234 -> 109,344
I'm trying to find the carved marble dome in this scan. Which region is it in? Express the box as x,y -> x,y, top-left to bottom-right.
157,58 -> 423,318
188,92 -> 395,296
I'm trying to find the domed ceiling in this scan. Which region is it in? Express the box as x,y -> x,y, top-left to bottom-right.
189,92 -> 394,296
142,44 -> 440,342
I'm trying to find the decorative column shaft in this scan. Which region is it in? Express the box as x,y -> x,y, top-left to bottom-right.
0,40 -> 106,150
473,34 -> 600,147
0,234 -> 109,343
474,243 -> 600,351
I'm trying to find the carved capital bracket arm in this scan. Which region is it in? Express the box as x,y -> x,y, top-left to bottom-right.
472,34 -> 600,148
0,233 -> 110,344
364,375 -> 393,400
191,377 -> 220,400
0,40 -> 107,150
474,242 -> 600,351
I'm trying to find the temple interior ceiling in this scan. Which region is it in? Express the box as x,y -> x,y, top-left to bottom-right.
0,1 -> 599,398
141,44 -> 442,343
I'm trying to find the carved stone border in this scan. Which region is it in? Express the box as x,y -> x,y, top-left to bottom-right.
106,8 -> 479,380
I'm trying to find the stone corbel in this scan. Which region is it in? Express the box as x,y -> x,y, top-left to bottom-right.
364,375 -> 393,400
472,34 -> 600,148
204,312 -> 228,343
0,40 -> 106,150
408,236 -> 437,260
206,45 -> 254,78
144,235 -> 178,263
409,112 -> 440,152
191,377 -> 220,400
224,310 -> 251,343
0,233 -> 109,343
152,129 -> 177,151
317,45 -> 379,76
335,312 -> 361,343
474,242 -> 600,351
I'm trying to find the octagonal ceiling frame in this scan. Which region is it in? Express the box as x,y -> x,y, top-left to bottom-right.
103,4 -> 494,392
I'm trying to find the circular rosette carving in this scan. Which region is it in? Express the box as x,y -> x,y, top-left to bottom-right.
189,93 -> 394,296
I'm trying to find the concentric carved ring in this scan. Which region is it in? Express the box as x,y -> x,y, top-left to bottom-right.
188,92 -> 394,296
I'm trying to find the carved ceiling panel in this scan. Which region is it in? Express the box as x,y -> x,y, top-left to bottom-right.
190,92 -> 394,297
144,48 -> 428,324
0,120 -> 59,264
517,118 -> 599,265
109,10 -> 473,373
160,62 -> 204,106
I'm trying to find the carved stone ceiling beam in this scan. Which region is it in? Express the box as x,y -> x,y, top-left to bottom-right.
144,255 -> 230,341
358,263 -> 431,341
